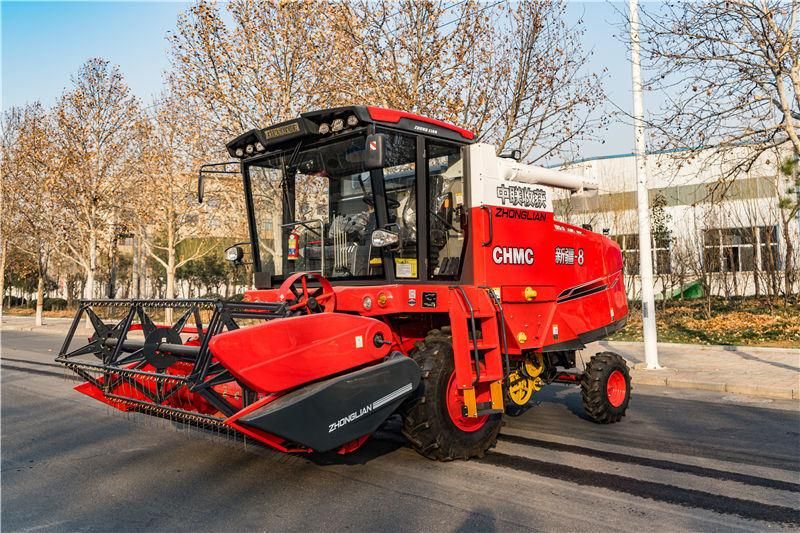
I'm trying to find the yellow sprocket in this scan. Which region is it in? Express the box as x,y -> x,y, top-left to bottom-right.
506,353 -> 545,406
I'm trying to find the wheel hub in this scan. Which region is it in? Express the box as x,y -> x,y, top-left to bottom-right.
606,369 -> 627,407
445,372 -> 489,432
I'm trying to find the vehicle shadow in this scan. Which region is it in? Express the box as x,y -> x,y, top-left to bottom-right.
308,415 -> 408,466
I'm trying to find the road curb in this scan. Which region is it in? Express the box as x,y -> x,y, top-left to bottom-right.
1,325 -> 73,334
631,369 -> 797,401
607,340 -> 800,355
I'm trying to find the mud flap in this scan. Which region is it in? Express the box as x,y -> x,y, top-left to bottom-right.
238,354 -> 420,452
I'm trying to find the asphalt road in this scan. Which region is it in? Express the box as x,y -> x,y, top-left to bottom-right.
2,329 -> 799,532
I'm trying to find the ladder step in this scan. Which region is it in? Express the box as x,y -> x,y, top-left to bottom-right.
469,341 -> 497,351
475,401 -> 504,416
461,404 -> 504,417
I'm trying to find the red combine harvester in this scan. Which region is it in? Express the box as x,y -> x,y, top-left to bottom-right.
57,106 -> 631,460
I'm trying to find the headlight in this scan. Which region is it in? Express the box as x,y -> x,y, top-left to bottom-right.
318,122 -> 330,135
246,144 -> 254,154
225,246 -> 244,263
346,115 -> 358,127
235,148 -> 244,157
362,295 -> 373,310
255,142 -> 265,152
331,118 -> 344,132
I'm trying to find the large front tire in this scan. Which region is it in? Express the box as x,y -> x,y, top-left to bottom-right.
581,352 -> 631,423
401,328 -> 502,461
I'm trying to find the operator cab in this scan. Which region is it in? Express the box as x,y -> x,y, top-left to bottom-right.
221,106 -> 475,288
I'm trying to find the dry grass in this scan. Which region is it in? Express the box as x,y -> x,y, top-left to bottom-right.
612,298 -> 800,348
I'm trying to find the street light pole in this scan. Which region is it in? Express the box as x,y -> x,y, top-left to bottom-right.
630,0 -> 660,369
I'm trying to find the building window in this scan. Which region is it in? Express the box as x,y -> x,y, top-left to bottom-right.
703,226 -> 780,273
611,234 -> 671,275
759,226 -> 781,271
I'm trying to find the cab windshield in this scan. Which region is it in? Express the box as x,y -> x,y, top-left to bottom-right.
247,133 -> 418,283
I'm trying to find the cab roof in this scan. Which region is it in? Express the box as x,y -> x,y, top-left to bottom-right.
226,105 -> 475,159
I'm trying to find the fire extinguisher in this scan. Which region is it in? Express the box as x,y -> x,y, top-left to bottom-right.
287,230 -> 300,261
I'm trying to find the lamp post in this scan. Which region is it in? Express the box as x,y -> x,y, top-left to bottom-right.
630,0 -> 660,369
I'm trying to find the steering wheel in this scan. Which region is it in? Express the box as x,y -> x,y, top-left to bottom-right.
278,272 -> 336,313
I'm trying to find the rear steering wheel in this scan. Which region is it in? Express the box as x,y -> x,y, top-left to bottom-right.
278,272 -> 336,314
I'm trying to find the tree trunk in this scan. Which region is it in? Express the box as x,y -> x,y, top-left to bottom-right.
66,276 -> 76,308
0,238 -> 7,322
138,239 -> 147,299
132,233 -> 140,298
165,244 -> 176,324
35,275 -> 44,326
782,218 -> 794,303
108,229 -> 119,298
84,228 -> 97,299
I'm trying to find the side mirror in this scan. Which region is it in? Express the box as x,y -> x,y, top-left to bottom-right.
371,229 -> 399,248
364,133 -> 386,170
197,171 -> 204,203
225,245 -> 245,265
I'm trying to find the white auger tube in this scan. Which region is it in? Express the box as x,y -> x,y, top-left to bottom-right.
498,158 -> 598,193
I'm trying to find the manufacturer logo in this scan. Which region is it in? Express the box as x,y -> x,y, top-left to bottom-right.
496,184 -> 548,210
494,206 -> 546,222
328,405 -> 373,433
328,383 -> 414,433
263,122 -> 301,139
413,124 -> 439,135
492,247 -> 534,265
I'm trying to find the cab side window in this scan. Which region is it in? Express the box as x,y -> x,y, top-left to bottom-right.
426,142 -> 466,279
382,133 -> 418,279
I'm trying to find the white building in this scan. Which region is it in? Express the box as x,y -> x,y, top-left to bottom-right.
556,145 -> 800,299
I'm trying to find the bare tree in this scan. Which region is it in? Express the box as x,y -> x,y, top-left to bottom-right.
52,58 -> 145,299
169,0 -> 606,166
134,94 -> 218,313
483,0 -> 607,162
636,1 -> 799,183
168,0 -> 336,142
1,104 -> 60,325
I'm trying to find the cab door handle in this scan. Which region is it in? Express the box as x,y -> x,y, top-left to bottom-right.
480,205 -> 493,247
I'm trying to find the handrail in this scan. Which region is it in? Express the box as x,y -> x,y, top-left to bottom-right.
485,288 -> 510,380
480,205 -> 493,246
451,286 -> 481,385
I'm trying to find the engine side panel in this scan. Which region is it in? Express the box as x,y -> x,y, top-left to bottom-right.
467,147 -> 628,352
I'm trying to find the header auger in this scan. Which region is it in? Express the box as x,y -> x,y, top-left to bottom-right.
58,105 -> 632,460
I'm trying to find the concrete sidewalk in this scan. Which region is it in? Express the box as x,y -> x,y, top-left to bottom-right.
3,315 -> 798,401
1,315 -> 76,334
585,340 -> 800,401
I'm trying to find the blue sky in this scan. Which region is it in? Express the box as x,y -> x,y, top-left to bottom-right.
1,1 -> 637,160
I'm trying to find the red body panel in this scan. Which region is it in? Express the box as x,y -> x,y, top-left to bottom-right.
208,313 -> 392,393
367,106 -> 476,140
469,205 -> 628,351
